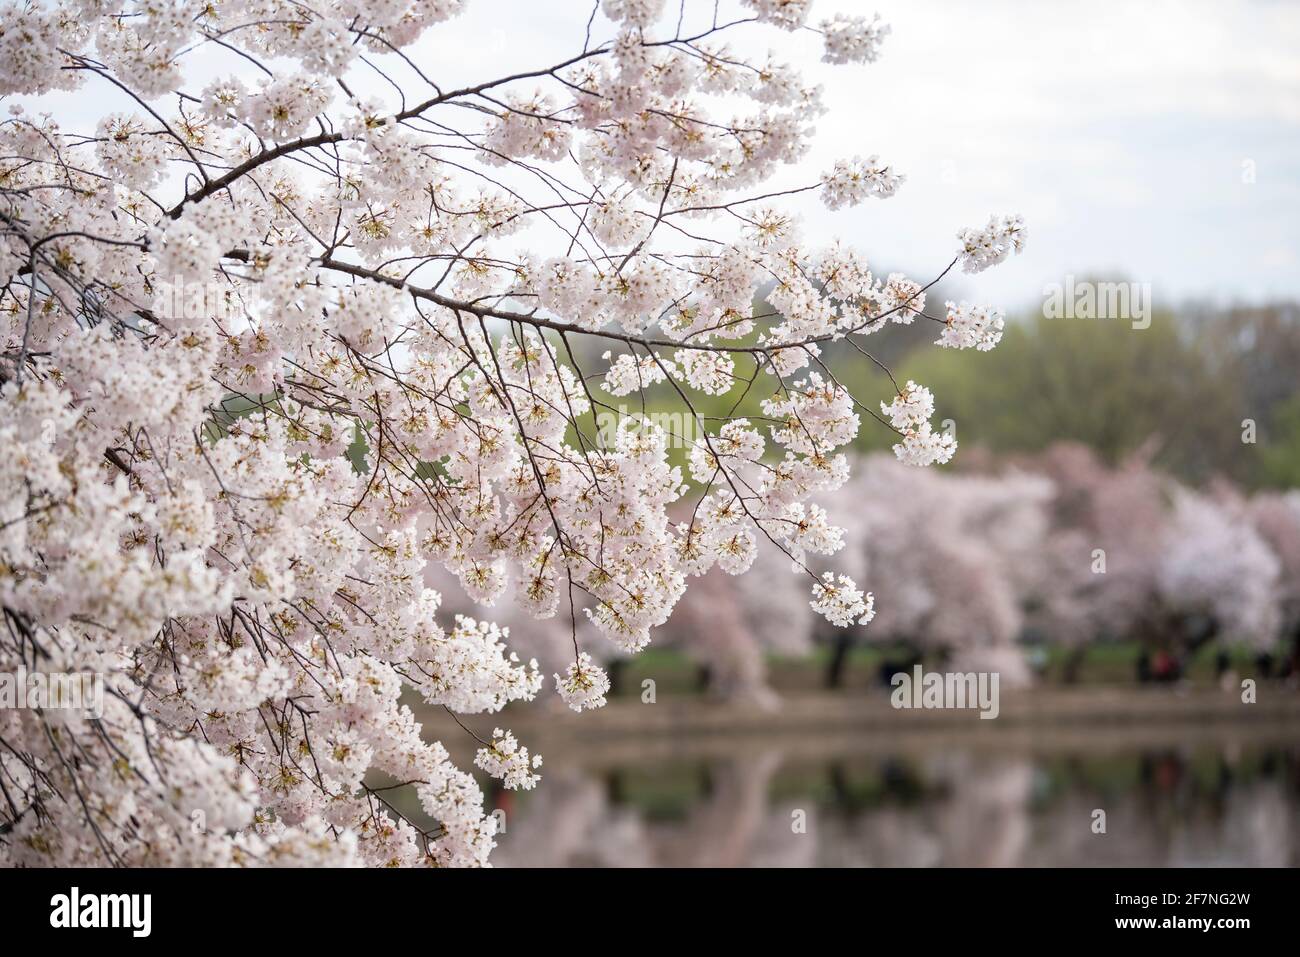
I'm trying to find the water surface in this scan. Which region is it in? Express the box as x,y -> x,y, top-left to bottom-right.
486,730 -> 1299,867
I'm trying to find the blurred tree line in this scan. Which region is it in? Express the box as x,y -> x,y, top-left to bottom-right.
820,289 -> 1300,489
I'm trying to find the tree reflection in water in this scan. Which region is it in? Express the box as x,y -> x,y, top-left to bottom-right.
486,742 -> 1298,867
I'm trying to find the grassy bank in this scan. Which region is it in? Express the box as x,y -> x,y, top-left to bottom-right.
610,640 -> 1278,697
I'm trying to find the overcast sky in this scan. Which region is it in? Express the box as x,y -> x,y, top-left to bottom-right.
418,0 -> 1300,313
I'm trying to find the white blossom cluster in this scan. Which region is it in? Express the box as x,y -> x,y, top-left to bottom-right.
820,13 -> 891,65
820,155 -> 905,210
474,729 -> 542,791
555,652 -> 612,712
936,300 -> 1006,351
881,381 -> 958,467
957,213 -> 1028,273
0,0 -> 1020,866
811,572 -> 876,627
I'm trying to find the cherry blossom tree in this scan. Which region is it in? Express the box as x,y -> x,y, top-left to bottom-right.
837,455 -> 1041,685
0,0 -> 1024,865
1245,491 -> 1300,668
1157,488 -> 1282,652
1014,445 -> 1290,669
722,454 -> 1047,689
1012,443 -> 1173,670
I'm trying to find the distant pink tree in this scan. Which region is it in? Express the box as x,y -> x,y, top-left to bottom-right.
1158,489 -> 1282,651
1246,492 -> 1300,648
787,455 -> 1045,685
1017,444 -> 1170,651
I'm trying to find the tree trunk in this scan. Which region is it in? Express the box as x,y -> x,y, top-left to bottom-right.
607,658 -> 628,698
825,632 -> 854,689
1062,645 -> 1087,684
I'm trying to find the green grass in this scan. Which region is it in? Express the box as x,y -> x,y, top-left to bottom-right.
610,640 -> 1279,698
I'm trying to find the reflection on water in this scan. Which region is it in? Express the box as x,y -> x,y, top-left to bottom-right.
487,741 -> 1300,867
